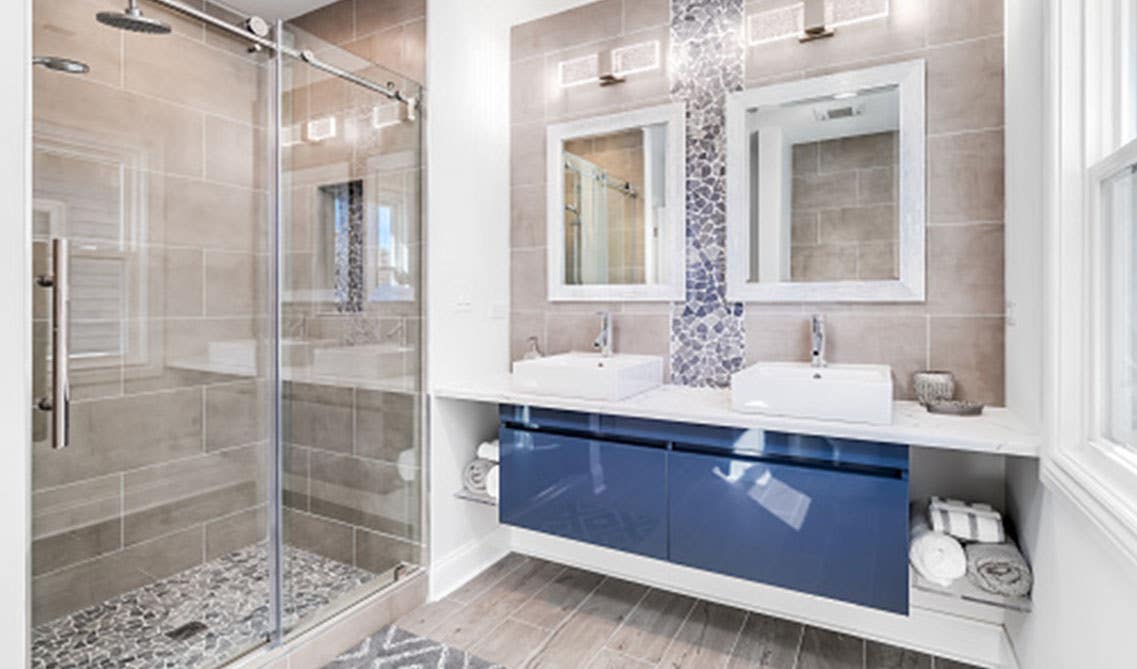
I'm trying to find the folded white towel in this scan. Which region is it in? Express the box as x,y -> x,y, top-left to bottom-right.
929,497 -> 1005,543
966,541 -> 1032,598
485,465 -> 500,500
477,439 -> 500,463
909,503 -> 966,588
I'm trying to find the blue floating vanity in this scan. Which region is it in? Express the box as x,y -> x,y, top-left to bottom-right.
498,404 -> 911,614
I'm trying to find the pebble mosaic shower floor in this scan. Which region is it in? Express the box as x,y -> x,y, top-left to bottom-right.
32,544 -> 375,669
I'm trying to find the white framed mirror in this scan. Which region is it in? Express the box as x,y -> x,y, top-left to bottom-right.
725,59 -> 926,302
546,103 -> 687,301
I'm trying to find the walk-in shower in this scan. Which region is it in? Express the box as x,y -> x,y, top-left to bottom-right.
30,1 -> 425,667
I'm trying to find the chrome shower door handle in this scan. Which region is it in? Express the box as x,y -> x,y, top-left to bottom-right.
35,238 -> 70,449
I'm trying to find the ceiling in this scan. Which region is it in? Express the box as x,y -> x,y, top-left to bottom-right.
220,0 -> 339,21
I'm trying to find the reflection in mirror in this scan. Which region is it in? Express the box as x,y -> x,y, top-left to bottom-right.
547,103 -> 686,301
563,127 -> 660,285
748,85 -> 900,283
726,59 -> 925,303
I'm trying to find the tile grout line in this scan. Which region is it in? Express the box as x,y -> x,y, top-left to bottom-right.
465,565 -> 569,661
582,583 -> 653,667
722,610 -> 751,669
789,624 -> 806,669
518,572 -> 611,668
653,591 -> 700,668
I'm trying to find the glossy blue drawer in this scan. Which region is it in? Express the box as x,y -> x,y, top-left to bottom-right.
668,449 -> 909,614
499,426 -> 668,559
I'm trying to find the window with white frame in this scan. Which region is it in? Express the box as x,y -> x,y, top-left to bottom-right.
1045,0 -> 1137,562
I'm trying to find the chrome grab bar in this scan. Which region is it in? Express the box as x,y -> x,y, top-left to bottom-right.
35,238 -> 70,449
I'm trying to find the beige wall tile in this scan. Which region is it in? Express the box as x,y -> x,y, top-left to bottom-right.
927,0 -> 1004,45
206,381 -> 269,450
817,131 -> 896,172
818,205 -> 897,243
927,36 -> 1003,134
743,313 -> 810,364
927,223 -> 1004,315
150,174 -> 268,253
512,121 -> 547,187
285,508 -> 354,565
511,0 -> 624,62
34,0 -> 123,88
511,247 -> 548,312
34,74 -> 205,178
285,382 -> 354,452
355,528 -> 419,573
512,183 -> 547,248
34,387 -> 204,489
929,316 -> 1005,405
124,31 -> 265,126
928,129 -> 1005,223
32,526 -> 202,625
355,389 -> 418,463
32,515 -> 121,577
793,172 -> 858,210
205,505 -> 267,560
289,0 -> 355,46
308,450 -> 415,538
512,57 -> 547,124
545,312 -> 602,354
825,313 -> 929,399
205,116 -> 269,190
123,444 -> 264,545
624,0 -> 671,32
205,251 -> 268,317
356,0 -> 426,36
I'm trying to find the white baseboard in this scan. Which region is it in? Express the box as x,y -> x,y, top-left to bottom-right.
512,529 -> 1019,669
428,525 -> 512,600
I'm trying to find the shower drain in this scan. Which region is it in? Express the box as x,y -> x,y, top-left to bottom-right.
165,621 -> 208,641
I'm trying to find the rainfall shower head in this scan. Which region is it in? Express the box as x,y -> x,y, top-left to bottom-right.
32,56 -> 90,75
96,0 -> 172,34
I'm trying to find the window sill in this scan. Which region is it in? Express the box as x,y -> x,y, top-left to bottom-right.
1042,449 -> 1137,567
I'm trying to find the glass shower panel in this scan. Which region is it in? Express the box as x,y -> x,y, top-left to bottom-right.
30,1 -> 274,666
278,24 -> 425,637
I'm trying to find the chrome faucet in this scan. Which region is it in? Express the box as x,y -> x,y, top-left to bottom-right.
810,314 -> 826,368
593,311 -> 613,357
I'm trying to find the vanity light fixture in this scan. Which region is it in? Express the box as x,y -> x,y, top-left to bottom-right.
747,0 -> 890,46
559,53 -> 599,88
833,91 -> 858,100
306,115 -> 337,142
559,40 -> 661,88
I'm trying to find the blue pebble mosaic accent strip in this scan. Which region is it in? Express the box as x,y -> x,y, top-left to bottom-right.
669,0 -> 747,387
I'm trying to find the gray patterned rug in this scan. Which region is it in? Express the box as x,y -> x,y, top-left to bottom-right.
324,625 -> 502,669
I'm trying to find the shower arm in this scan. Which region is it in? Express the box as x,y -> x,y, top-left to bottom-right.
145,0 -> 418,118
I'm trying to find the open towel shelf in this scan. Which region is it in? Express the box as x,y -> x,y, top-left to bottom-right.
454,489 -> 498,507
911,568 -> 1032,613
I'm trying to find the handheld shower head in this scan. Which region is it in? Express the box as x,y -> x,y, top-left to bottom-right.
96,0 -> 172,34
32,56 -> 90,75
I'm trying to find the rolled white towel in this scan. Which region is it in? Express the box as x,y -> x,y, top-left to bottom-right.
476,439 -> 501,463
909,503 -> 966,587
462,459 -> 494,494
485,465 -> 500,500
966,541 -> 1032,598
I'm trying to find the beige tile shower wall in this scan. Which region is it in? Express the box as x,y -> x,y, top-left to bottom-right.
31,0 -> 272,624
278,0 -> 427,580
510,0 -> 1006,404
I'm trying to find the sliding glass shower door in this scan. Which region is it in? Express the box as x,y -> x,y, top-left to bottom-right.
29,2 -> 423,666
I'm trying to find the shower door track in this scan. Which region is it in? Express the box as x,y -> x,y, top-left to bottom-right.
144,0 -> 418,115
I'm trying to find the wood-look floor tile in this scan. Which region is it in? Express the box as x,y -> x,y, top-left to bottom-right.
797,627 -> 864,669
394,597 -> 466,637
447,553 -> 530,604
866,641 -> 932,669
606,588 -> 696,663
469,619 -> 552,669
435,559 -> 565,649
586,648 -> 654,668
514,566 -> 606,629
525,578 -> 648,669
658,600 -> 748,669
726,612 -> 803,669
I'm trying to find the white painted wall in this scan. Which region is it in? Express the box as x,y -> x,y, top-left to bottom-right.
0,0 -> 32,665
1002,0 -> 1137,666
423,0 -> 600,597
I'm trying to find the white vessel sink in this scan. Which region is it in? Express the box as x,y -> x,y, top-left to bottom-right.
730,362 -> 894,425
512,352 -> 664,401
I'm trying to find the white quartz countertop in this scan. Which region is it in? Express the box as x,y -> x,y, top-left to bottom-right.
431,374 -> 1042,457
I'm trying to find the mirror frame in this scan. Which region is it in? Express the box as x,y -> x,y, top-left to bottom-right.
546,102 -> 687,302
725,59 -> 926,303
